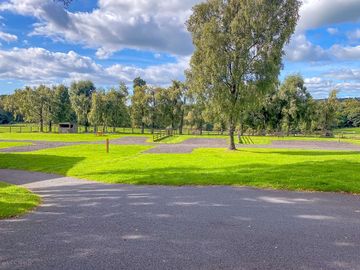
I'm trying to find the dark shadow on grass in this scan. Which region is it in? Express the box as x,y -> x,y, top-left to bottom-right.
0,153 -> 85,184
239,149 -> 360,156
82,160 -> 360,193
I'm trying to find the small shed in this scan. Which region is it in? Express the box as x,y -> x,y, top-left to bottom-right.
59,123 -> 78,134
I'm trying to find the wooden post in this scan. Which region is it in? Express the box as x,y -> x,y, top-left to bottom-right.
106,138 -> 110,153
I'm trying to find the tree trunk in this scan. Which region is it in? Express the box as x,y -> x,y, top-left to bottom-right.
141,122 -> 145,134
179,113 -> 184,135
229,121 -> 236,150
113,127 -> 116,133
40,120 -> 44,133
49,121 -> 52,133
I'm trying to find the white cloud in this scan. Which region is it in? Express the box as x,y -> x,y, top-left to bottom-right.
285,0 -> 360,63
330,45 -> 360,60
304,71 -> 360,98
298,0 -> 360,31
347,29 -> 360,40
0,31 -> 17,42
324,69 -> 360,82
1,0 -> 359,60
285,35 -> 360,62
0,0 -> 360,98
285,34 -> 328,62
0,47 -> 188,86
327,27 -> 338,35
0,0 -> 197,58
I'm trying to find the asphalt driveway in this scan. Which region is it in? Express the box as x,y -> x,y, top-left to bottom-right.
0,169 -> 359,270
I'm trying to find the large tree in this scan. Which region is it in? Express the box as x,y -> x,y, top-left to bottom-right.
277,75 -> 313,135
131,85 -> 150,134
105,83 -> 130,132
317,90 -> 339,133
187,0 -> 300,149
69,80 -> 95,132
51,84 -> 74,124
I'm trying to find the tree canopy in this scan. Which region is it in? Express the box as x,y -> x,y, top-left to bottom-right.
187,0 -> 300,149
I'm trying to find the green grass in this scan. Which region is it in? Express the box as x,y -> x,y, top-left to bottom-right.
1,130 -> 359,145
335,127 -> 360,134
0,182 -> 40,219
0,144 -> 359,193
0,132 -> 150,142
0,142 -> 33,149
155,134 -> 360,145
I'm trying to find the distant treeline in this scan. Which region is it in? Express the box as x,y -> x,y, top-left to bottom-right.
0,75 -> 359,135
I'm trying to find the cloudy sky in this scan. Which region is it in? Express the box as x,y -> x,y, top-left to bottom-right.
0,0 -> 359,98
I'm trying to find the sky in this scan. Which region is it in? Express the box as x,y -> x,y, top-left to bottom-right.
0,0 -> 359,99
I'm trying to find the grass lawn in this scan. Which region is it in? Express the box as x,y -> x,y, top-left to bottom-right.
0,144 -> 359,193
0,182 -> 40,219
0,142 -> 33,149
157,134 -> 360,145
0,132 -> 149,142
1,131 -> 359,146
335,127 -> 360,134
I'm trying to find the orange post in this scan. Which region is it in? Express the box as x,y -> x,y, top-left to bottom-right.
106,138 -> 109,153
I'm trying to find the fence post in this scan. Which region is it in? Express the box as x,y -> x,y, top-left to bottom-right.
106,138 -> 109,153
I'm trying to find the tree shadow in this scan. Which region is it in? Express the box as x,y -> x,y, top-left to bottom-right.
0,153 -> 85,184
81,160 -> 360,193
240,149 -> 360,156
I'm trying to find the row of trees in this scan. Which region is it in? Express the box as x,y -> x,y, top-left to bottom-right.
1,0 -> 360,148
0,75 -> 359,135
0,78 -> 188,133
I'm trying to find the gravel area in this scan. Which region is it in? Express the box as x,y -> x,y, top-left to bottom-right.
1,169 -> 359,270
0,140 -> 77,153
110,136 -> 152,145
145,138 -> 227,153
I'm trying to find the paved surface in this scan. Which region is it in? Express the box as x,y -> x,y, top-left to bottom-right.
1,169 -> 360,270
145,138 -> 227,153
0,140 -> 78,153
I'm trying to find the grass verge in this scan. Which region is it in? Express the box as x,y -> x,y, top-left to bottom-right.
0,182 -> 40,219
0,133 -> 150,142
0,142 -> 33,149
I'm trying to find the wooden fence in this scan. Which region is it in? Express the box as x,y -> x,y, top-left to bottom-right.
153,129 -> 177,142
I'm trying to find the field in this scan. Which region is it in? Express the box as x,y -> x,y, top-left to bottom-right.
335,127 -> 360,139
0,132 -> 144,142
0,143 -> 360,193
0,142 -> 33,149
0,181 -> 40,219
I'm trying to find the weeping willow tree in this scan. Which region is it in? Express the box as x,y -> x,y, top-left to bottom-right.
187,0 -> 300,150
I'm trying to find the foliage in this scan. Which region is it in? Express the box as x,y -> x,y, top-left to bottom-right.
187,0 -> 300,149
316,90 -> 339,133
69,80 -> 96,132
131,85 -> 150,133
277,75 -> 314,134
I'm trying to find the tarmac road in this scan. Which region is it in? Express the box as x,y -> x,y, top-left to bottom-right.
0,169 -> 360,270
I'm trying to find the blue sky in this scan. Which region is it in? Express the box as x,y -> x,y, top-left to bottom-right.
0,0 -> 359,98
